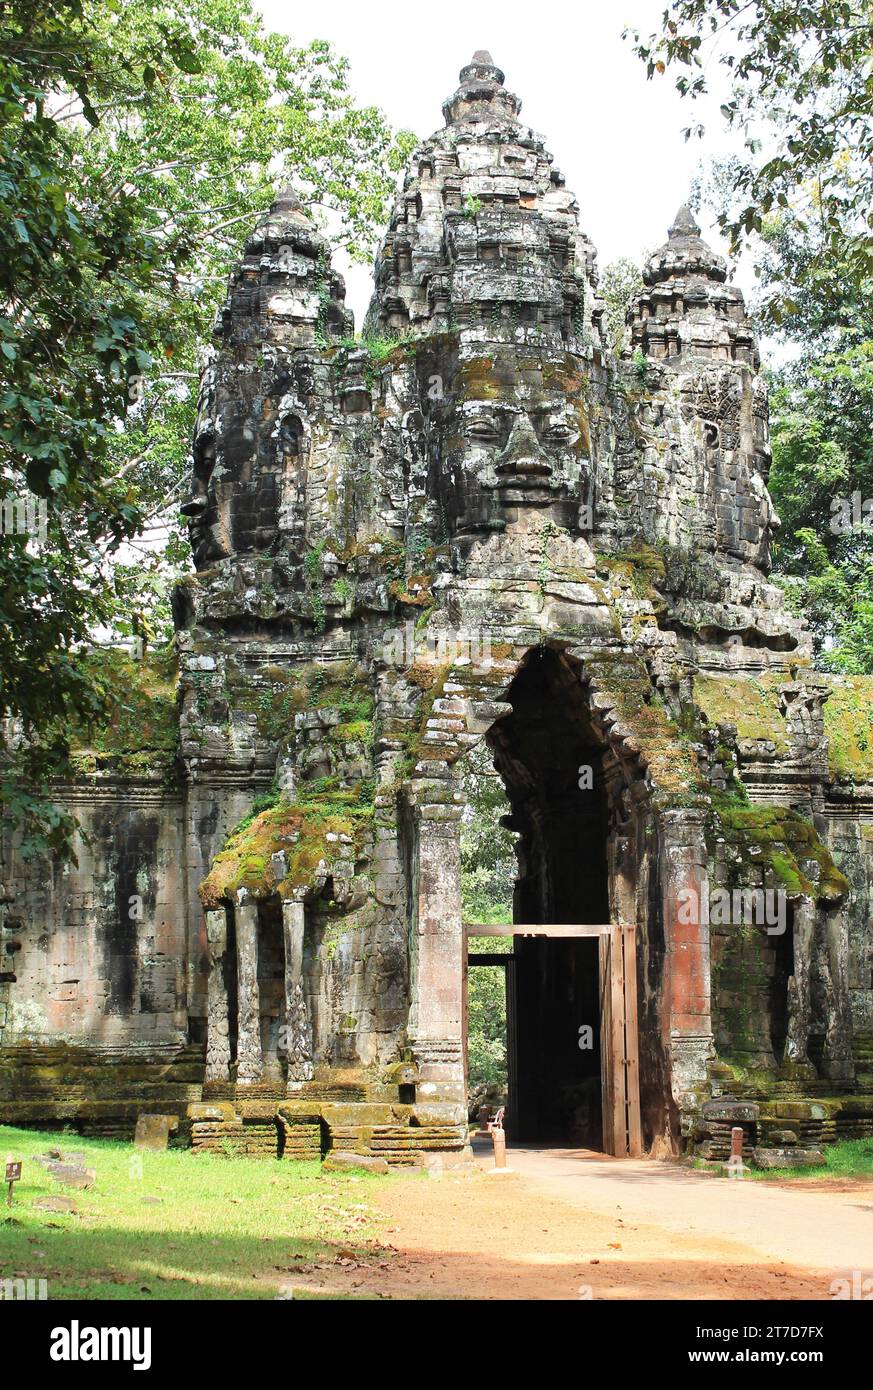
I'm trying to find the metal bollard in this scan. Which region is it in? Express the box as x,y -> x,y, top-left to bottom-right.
491,1124 -> 506,1169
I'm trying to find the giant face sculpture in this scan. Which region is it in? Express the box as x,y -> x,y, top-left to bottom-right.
182,386 -> 305,570
423,345 -> 594,537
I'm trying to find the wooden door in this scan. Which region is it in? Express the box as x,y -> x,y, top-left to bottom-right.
598,925 -> 642,1157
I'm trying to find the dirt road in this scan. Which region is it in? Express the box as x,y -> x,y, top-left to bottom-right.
292,1144 -> 873,1301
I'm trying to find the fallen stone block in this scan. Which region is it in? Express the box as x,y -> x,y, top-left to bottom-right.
49,1163 -> 96,1189
751,1147 -> 826,1169
33,1195 -> 78,1215
134,1113 -> 177,1152
322,1151 -> 389,1174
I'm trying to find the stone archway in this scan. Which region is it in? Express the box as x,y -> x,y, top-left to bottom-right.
406,644 -> 652,1154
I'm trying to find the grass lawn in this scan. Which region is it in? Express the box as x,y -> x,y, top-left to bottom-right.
693,1137 -> 873,1182
0,1126 -> 388,1300
749,1136 -> 873,1182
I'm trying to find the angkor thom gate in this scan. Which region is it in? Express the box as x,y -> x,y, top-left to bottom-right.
2,55 -> 873,1166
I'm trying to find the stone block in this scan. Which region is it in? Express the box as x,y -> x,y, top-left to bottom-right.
134,1113 -> 178,1151
322,1151 -> 389,1174
751,1147 -> 826,1170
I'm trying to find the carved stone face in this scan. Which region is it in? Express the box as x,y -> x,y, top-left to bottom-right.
427,348 -> 593,535
182,434 -> 229,567
183,396 -> 305,569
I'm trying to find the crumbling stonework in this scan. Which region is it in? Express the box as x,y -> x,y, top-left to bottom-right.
2,54 -> 873,1161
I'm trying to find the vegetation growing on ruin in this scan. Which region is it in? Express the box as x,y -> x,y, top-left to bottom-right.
585,654 -> 706,805
67,647 -> 180,777
693,672 -> 791,755
199,794 -> 373,910
710,795 -> 850,903
223,660 -> 374,744
822,676 -> 873,783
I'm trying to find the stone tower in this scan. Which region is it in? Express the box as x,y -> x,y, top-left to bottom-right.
2,56 -> 871,1164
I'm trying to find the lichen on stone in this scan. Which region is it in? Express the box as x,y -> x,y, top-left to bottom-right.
823,676 -> 873,783
709,796 -> 850,903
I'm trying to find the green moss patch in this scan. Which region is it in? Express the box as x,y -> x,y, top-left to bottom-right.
69,647 -> 179,773
823,675 -> 873,783
693,672 -> 790,753
199,798 -> 372,909
225,660 -> 374,743
710,797 -> 849,903
585,654 -> 704,803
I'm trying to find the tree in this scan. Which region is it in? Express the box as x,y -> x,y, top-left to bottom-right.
0,0 -> 412,854
627,1 -> 873,323
600,258 -> 644,355
763,209 -> 873,669
460,741 -> 515,1106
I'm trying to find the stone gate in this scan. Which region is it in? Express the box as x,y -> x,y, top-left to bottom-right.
2,54 -> 873,1166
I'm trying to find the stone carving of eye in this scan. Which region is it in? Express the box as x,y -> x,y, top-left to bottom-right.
467,419 -> 501,442
543,422 -> 576,443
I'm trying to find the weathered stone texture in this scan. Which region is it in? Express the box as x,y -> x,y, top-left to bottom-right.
2,54 -> 873,1157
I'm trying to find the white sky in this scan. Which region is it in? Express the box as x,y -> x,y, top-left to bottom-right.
257,0 -> 745,326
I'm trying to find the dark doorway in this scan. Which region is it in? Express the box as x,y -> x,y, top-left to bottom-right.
512,936 -> 602,1146
477,647 -> 613,1146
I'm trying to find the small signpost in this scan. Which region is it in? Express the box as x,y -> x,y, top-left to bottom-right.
5,1158 -> 22,1207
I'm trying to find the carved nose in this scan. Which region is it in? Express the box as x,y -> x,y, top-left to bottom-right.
180,497 -> 206,518
495,417 -> 551,477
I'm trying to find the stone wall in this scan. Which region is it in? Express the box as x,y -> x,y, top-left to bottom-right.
3,52 -> 873,1161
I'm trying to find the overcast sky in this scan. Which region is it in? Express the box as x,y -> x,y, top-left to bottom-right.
256,0 -> 743,326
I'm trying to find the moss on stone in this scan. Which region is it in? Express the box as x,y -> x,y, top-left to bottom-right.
69,647 -> 179,774
710,796 -> 850,903
693,672 -> 790,753
199,797 -> 373,909
823,675 -> 873,782
225,660 -> 374,742
584,653 -> 705,803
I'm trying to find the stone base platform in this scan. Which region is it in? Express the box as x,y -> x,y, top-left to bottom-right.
187,1098 -> 468,1164
687,1092 -> 873,1162
0,1042 -> 204,1139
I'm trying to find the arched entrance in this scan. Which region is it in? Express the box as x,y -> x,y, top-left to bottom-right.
461,647 -> 642,1154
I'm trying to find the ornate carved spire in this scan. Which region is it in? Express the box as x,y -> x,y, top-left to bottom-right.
628,203 -> 757,366
442,50 -> 521,125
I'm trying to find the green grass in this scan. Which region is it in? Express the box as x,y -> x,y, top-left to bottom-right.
0,1126 -> 385,1300
749,1137 -> 873,1182
695,1137 -> 873,1182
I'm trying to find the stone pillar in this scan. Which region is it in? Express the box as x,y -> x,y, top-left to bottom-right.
235,898 -> 263,1084
408,798 -> 466,1123
661,809 -> 714,1112
821,904 -> 854,1082
282,900 -> 313,1090
785,895 -> 814,1069
204,908 -> 231,1083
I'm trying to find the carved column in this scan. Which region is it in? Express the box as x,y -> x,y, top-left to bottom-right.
785,895 -> 814,1069
282,900 -> 313,1090
408,796 -> 466,1121
205,908 -> 232,1083
821,904 -> 854,1082
661,809 -> 714,1117
235,898 -> 263,1084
